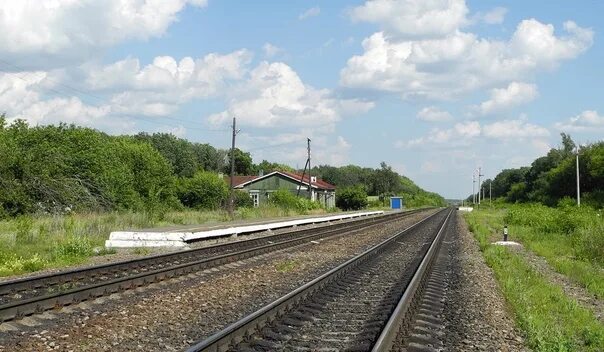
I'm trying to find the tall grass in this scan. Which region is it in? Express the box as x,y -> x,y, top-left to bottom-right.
0,206 -> 328,277
500,203 -> 604,298
465,211 -> 604,351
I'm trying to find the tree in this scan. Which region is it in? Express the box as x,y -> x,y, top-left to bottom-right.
253,160 -> 294,174
336,186 -> 368,210
224,148 -> 253,175
135,133 -> 199,177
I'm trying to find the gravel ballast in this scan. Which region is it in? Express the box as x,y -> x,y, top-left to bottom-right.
442,213 -> 527,351
0,211 -> 434,351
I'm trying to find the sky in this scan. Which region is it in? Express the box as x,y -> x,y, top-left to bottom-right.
1,0 -> 603,199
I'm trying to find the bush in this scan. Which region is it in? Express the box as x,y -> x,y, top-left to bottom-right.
269,189 -> 299,210
336,186 -> 368,210
233,190 -> 254,208
269,188 -> 322,213
178,171 -> 228,210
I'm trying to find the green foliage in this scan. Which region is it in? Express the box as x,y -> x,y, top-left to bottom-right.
504,203 -> 604,265
253,160 -> 295,174
312,162 -> 445,207
0,122 -> 178,217
177,171 -> 228,210
465,209 -> 604,351
336,186 -> 368,210
224,148 -> 254,175
54,236 -> 94,260
474,134 -> 604,207
269,188 -> 322,213
233,190 -> 254,208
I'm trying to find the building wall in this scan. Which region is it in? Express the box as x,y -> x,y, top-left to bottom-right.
240,174 -> 335,207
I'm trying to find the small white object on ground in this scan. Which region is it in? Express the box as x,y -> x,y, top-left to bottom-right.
458,207 -> 473,212
493,241 -> 522,246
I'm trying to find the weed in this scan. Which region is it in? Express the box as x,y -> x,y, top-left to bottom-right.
132,247 -> 152,256
275,260 -> 297,273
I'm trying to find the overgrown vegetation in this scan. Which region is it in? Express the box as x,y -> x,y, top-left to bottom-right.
502,203 -> 604,298
268,189 -> 322,213
0,118 -> 445,276
471,133 -> 604,207
336,186 -> 368,210
465,208 -> 604,351
315,162 -> 446,207
0,118 -> 443,219
0,206 -> 324,277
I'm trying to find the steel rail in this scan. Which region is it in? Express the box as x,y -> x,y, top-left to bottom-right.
0,209 -> 425,322
186,208 -> 450,352
0,210 -> 413,296
371,208 -> 453,351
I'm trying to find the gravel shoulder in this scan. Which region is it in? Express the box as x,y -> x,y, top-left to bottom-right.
0,210 -> 434,351
442,213 -> 527,351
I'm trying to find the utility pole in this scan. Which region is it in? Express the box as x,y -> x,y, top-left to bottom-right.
576,147 -> 581,207
489,182 -> 492,206
478,167 -> 484,205
472,172 -> 476,205
307,138 -> 312,200
228,117 -> 239,218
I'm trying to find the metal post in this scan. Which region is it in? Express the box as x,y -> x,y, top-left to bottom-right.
472,173 -> 476,205
228,117 -> 238,218
478,167 -> 483,205
307,138 -> 312,200
576,150 -> 581,207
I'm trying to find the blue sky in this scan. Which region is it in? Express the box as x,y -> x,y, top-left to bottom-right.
1,1 -> 603,199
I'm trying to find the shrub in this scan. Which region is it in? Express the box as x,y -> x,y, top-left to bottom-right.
336,186 -> 368,210
54,236 -> 94,260
269,188 -> 322,213
178,171 -> 228,210
233,190 -> 254,208
269,189 -> 299,210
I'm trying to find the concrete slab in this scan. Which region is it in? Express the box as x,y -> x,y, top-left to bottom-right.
105,210 -> 384,248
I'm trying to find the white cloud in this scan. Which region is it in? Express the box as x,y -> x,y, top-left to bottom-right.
349,0 -> 469,39
262,43 -> 282,58
341,3 -> 593,100
483,119 -> 549,139
472,82 -> 538,115
477,7 -> 507,25
0,49 -> 254,127
417,106 -> 453,122
555,110 -> 604,131
0,0 -> 206,68
299,7 -> 320,20
402,118 -> 548,147
85,50 -> 252,94
208,61 -> 373,129
406,121 -> 481,147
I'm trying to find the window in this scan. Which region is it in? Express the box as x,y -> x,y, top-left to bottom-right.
250,192 -> 259,207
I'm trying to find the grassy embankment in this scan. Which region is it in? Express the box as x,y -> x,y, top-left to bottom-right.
464,204 -> 604,351
0,206 -> 327,277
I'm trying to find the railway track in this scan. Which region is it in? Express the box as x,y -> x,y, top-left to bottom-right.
0,209 -> 427,323
186,208 -> 453,352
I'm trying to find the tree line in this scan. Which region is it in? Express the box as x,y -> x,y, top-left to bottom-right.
0,117 -> 445,218
470,133 -> 604,207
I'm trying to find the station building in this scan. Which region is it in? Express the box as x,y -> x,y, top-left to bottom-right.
229,171 -> 336,208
